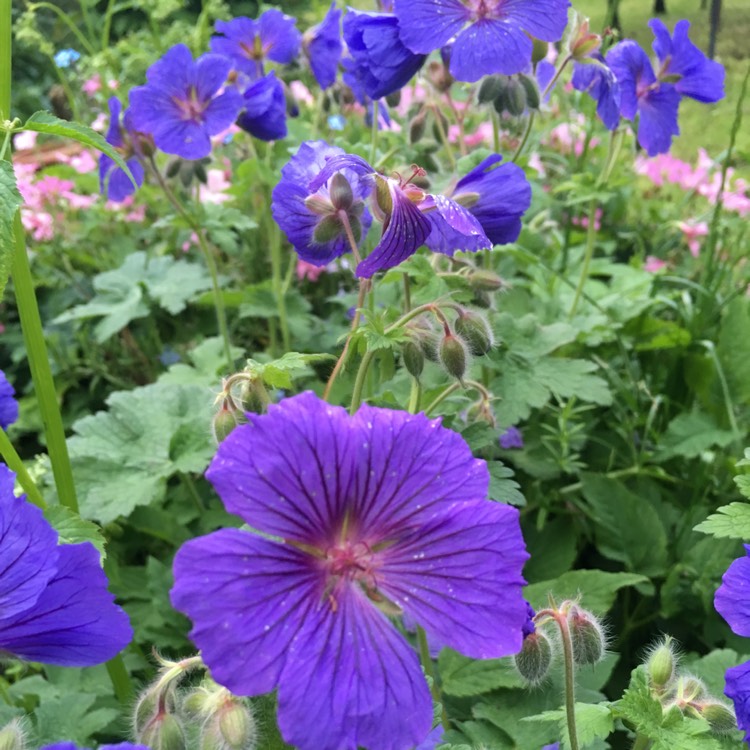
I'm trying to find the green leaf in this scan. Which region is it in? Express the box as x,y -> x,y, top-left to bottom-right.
655,410 -> 735,461
532,357 -> 613,406
44,505 -> 106,558
23,111 -> 135,187
682,649 -> 750,698
33,692 -> 119,744
694,503 -> 750,540
525,569 -> 648,614
244,352 -> 335,389
438,649 -> 522,697
488,461 -> 525,506
581,475 -> 668,576
67,383 -> 214,523
159,337 -> 246,387
718,298 -> 750,405
526,702 -> 614,750
0,161 -> 22,298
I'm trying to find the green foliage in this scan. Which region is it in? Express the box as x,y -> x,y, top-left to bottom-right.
526,702 -> 613,750
245,352 -> 336,389
0,161 -> 21,298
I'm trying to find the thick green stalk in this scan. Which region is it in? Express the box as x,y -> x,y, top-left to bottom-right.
269,220 -> 291,355
556,613 -> 580,750
0,430 -> 46,509
349,350 -> 375,415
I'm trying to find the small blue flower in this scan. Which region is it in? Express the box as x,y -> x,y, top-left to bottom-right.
327,114 -> 346,131
0,370 -> 18,430
499,425 -> 524,450
53,48 -> 80,68
572,56 -> 622,131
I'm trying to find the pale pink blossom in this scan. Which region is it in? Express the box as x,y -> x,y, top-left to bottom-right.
21,209 -> 54,241
644,256 -> 667,273
677,220 -> 708,257
13,131 -> 37,151
198,169 -> 232,204
527,152 -> 546,178
82,74 -> 102,96
91,112 -> 107,132
290,80 -> 315,106
296,260 -> 328,282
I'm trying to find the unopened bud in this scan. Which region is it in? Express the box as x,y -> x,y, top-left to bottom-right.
468,269 -> 505,292
0,720 -> 27,750
240,377 -> 270,415
699,702 -> 737,735
329,173 -> 354,212
409,109 -> 428,144
514,630 -> 553,684
439,332 -> 468,381
182,688 -> 212,716
402,340 -> 425,378
504,79 -> 527,117
646,638 -> 676,690
518,74 -> 540,111
455,310 -> 494,356
213,399 -> 240,443
138,713 -> 186,750
478,75 -> 507,104
532,39 -> 549,65
569,17 -> 602,61
569,607 -> 605,666
218,700 -> 257,749
677,675 -> 706,703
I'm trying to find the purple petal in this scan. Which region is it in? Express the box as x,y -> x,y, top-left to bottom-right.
423,194 -> 492,256
0,465 -> 58,620
496,0 -> 571,42
637,83 -> 681,157
606,41 -> 656,120
259,8 -> 301,65
277,583 -> 432,750
171,529 -> 321,696
572,59 -> 622,131
152,118 -> 212,160
192,53 -> 233,102
100,156 -> 144,203
348,405 -> 489,537
715,545 -> 750,637
201,88 -> 243,135
0,370 -> 18,430
356,179 -> 431,277
725,660 -> 750,742
127,86 -> 184,133
450,18 -> 533,81
305,4 -> 343,90
144,43 -> 193,97
378,501 -> 529,658
394,0 -> 470,55
415,726 -> 444,750
210,18 -> 264,79
309,153 -> 375,193
205,393 -> 357,544
237,72 -> 287,141
104,97 -> 124,149
0,543 -> 133,666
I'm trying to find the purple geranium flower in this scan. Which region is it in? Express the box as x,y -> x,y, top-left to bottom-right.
499,425 -> 524,449
272,141 -> 373,266
303,4 -> 343,90
0,466 -> 132,666
447,154 -> 531,246
0,370 -> 18,430
571,57 -> 622,131
128,44 -> 242,160
210,10 -> 301,80
341,57 -> 393,132
99,97 -> 145,202
649,18 -> 725,104
522,600 -> 536,637
237,71 -> 287,141
394,0 -> 571,83
308,152 -> 493,276
606,40 -> 681,157
171,392 -> 529,750
343,10 -> 427,99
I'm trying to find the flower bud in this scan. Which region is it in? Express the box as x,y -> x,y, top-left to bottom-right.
532,39 -> 549,65
698,702 -> 737,735
138,713 -> 186,750
455,310 -> 494,356
468,269 -> 505,292
329,173 -> 354,212
478,75 -> 507,104
239,377 -> 270,415
218,700 -> 257,749
518,74 -> 540,111
504,78 -> 527,117
676,675 -> 706,704
514,630 -> 553,684
645,637 -> 676,690
439,332 -> 468,381
402,340 -> 425,378
409,109 -> 428,144
569,16 -> 602,61
569,607 -> 605,666
213,398 -> 241,443
0,720 -> 27,750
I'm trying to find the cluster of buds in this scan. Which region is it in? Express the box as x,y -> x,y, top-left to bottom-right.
644,637 -> 737,735
478,73 -> 541,117
211,372 -> 270,443
132,653 -> 257,750
514,599 -> 606,685
401,303 -> 495,385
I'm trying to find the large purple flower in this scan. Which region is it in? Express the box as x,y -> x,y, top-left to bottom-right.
0,370 -> 18,430
606,40 -> 681,157
272,141 -> 373,266
99,97 -> 145,202
210,10 -> 301,79
571,57 -> 622,131
303,4 -> 343,90
343,10 -> 426,99
237,72 -> 287,141
394,0 -> 571,83
448,153 -> 531,246
171,392 -> 529,750
715,546 -> 750,741
308,152 -> 493,276
0,466 -> 132,666
649,18 -> 725,104
128,44 -> 242,160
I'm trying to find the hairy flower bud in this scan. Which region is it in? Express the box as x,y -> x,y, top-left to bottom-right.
518,74 -> 540,111
402,340 -> 425,378
213,398 -> 241,444
0,720 -> 27,750
676,675 -> 707,704
329,173 -> 354,212
504,78 -> 527,117
240,377 -> 270,415
455,310 -> 494,356
569,607 -> 605,666
646,637 -> 677,690
468,269 -> 505,292
439,332 -> 468,381
138,712 -> 186,750
699,702 -> 737,735
409,109 -> 428,144
514,630 -> 553,684
478,75 -> 506,104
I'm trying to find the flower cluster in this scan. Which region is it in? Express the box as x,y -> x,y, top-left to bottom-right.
172,392 -> 529,750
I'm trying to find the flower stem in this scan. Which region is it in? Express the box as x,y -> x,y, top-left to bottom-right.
408,378 -> 422,414
631,734 -> 650,750
568,196 -> 598,319
511,111 -> 536,163
431,104 -> 457,171
369,100 -> 380,165
555,612 -> 580,750
269,219 -> 291,355
423,382 -> 461,415
349,349 -> 375,415
0,429 -> 46,509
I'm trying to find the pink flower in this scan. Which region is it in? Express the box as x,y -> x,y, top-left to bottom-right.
82,74 -> 101,96
21,210 -> 54,241
572,208 -> 603,231
644,255 -> 667,273
290,80 -> 315,106
124,205 -> 146,223
91,112 -> 107,132
528,152 -> 546,178
66,150 -> 98,174
13,131 -> 37,151
296,259 -> 328,282
198,169 -> 232,204
677,220 -> 708,258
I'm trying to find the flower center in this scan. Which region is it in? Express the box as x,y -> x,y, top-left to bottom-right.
176,86 -> 208,122
466,0 -> 501,20
325,541 -> 375,584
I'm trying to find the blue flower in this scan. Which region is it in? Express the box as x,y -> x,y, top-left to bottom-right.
53,48 -> 80,68
0,466 -> 132,666
303,4 -> 343,90
237,71 -> 287,141
394,0 -> 570,83
649,18 -> 725,104
343,10 -> 426,100
606,40 -> 680,157
572,57 -> 622,131
210,10 -> 301,80
128,44 -> 243,160
499,425 -> 524,450
0,370 -> 18,430
99,97 -> 145,202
